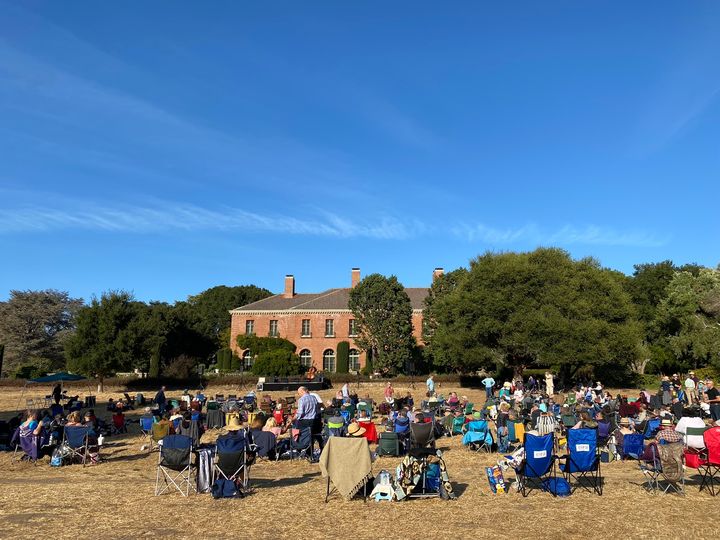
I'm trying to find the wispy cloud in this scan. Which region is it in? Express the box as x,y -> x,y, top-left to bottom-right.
452,223 -> 666,248
0,202 -> 417,240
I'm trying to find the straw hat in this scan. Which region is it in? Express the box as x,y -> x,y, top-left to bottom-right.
503,382 -> 512,388
347,422 -> 366,437
619,417 -> 631,426
660,418 -> 673,427
689,371 -> 695,375
226,416 -> 243,431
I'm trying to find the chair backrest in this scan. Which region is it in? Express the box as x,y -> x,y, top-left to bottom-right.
597,421 -> 611,438
216,432 -> 248,454
466,420 -> 488,434
523,433 -> 554,478
378,431 -> 399,455
507,421 -> 517,442
140,416 -> 154,431
704,426 -> 720,465
685,426 -> 709,449
64,425 -> 90,449
644,418 -> 661,438
452,416 -> 465,433
623,433 -> 644,458
464,402 -> 474,415
410,422 -> 434,448
160,434 -> 192,470
152,422 -> 170,442
565,428 -> 598,472
394,416 -> 410,434
292,427 -> 313,449
657,442 -> 683,482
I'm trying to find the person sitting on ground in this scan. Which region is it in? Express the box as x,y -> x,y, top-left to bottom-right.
249,415 -> 276,460
264,416 -> 289,439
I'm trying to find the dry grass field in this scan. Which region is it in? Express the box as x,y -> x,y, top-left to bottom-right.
0,382 -> 716,540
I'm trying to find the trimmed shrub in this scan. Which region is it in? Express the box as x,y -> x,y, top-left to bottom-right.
251,349 -> 302,377
336,341 -> 349,374
162,355 -> 198,379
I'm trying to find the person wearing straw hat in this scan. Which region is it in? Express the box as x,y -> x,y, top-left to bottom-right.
655,417 -> 683,444
347,422 -> 366,438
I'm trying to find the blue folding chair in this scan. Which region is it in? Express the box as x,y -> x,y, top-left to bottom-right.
517,433 -> 556,496
559,428 -> 602,495
622,433 -> 645,460
139,416 -> 155,445
644,418 -> 661,440
461,420 -> 492,452
214,431 -> 251,491
64,425 -> 92,467
155,434 -> 195,496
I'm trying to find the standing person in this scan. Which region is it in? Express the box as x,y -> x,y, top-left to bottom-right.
527,375 -> 536,392
704,380 -> 720,422
426,375 -> 435,396
154,385 -> 167,413
294,386 -> 318,435
481,375 -> 495,401
384,382 -> 394,404
545,372 -> 554,397
685,372 -> 698,404
341,382 -> 350,399
52,383 -> 62,405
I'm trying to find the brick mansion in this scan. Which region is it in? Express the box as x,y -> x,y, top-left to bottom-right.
229,268 -> 443,372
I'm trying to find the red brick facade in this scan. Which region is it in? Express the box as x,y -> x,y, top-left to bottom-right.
229,268 -> 439,373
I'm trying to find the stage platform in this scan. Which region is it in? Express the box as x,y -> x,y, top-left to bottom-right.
257,376 -> 329,392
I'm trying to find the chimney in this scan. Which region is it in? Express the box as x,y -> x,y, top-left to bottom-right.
432,267 -> 444,282
351,268 -> 361,288
284,275 -> 295,298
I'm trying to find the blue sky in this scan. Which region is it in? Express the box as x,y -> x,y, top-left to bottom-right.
1,1 -> 719,303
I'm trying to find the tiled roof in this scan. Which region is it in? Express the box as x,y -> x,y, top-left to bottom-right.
231,287 -> 428,312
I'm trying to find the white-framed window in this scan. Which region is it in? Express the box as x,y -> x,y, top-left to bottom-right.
269,320 -> 278,337
245,320 -> 254,335
349,319 -> 357,337
299,349 -> 312,368
325,319 -> 334,337
242,350 -> 253,369
349,349 -> 360,371
301,319 -> 311,337
323,349 -> 336,372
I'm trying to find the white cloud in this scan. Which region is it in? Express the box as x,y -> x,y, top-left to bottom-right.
0,202 -> 415,240
452,222 -> 666,248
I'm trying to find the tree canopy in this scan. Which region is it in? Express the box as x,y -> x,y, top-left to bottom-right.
348,273 -> 414,375
424,248 -> 642,384
655,268 -> 720,371
0,290 -> 83,375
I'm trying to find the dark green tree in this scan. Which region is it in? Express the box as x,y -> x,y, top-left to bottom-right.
65,291 -> 148,391
655,268 -> 720,371
349,273 -> 414,375
0,344 -> 4,378
0,290 -> 83,373
425,248 -> 642,385
336,341 -> 349,373
180,285 -> 272,348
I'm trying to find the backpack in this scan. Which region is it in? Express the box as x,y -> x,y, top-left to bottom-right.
541,477 -> 571,497
211,478 -> 243,499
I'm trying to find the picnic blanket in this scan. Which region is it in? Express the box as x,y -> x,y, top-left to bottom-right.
319,437 -> 373,499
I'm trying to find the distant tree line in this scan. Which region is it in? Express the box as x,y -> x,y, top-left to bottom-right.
0,285 -> 271,384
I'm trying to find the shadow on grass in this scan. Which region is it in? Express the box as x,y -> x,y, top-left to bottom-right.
252,471 -> 321,489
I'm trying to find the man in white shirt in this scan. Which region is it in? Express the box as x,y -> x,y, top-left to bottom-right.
481,376 -> 495,400
675,412 -> 706,449
685,372 -> 697,404
341,382 -> 350,398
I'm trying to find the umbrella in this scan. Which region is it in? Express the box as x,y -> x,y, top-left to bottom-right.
28,372 -> 87,383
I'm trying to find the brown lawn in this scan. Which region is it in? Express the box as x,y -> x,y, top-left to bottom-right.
0,382 -> 715,540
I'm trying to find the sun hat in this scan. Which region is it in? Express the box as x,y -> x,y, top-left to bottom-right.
347,422 -> 366,437
503,382 -> 512,388
689,371 -> 695,375
660,418 -> 673,427
226,416 -> 243,431
619,417 -> 630,426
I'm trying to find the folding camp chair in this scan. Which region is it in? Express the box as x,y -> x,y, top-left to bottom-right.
377,431 -> 401,456
155,434 -> 195,496
464,402 -> 474,415
11,426 -> 41,464
597,421 -> 611,447
290,426 -> 314,461
325,417 -> 346,438
64,425 -> 92,467
405,447 -> 443,499
214,431 -> 251,492
656,442 -> 685,495
559,428 -> 602,495
699,426 -> 720,496
561,414 -> 577,430
517,433 -> 556,497
139,415 -> 154,442
461,420 -> 492,452
621,433 -> 644,460
151,422 -> 171,451
357,403 -> 372,418
643,418 -> 661,440
451,416 -> 465,436
111,413 -> 128,435
409,421 -> 435,450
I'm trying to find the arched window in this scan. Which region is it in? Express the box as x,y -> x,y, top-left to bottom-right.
299,349 -> 312,368
349,349 -> 360,372
323,349 -> 336,373
242,350 -> 253,369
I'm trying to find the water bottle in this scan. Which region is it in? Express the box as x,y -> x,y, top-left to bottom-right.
98,434 -> 105,446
